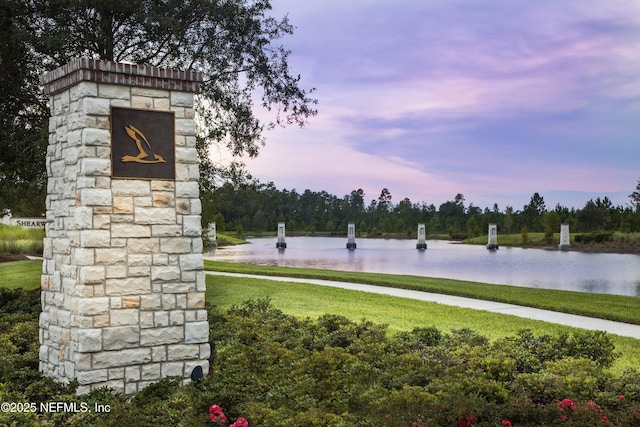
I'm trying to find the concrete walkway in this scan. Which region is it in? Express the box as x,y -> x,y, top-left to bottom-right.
206,271 -> 640,340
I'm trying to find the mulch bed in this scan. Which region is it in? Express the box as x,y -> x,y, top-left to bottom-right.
0,253 -> 31,263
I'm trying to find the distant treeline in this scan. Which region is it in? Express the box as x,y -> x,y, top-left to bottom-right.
201,181 -> 640,238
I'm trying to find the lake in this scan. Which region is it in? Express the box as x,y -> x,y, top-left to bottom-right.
206,236 -> 640,296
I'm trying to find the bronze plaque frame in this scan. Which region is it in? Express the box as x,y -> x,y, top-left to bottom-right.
111,107 -> 176,180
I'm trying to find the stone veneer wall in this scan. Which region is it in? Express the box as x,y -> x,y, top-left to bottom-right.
39,59 -> 210,395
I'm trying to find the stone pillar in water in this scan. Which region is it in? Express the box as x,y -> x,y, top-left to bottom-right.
207,222 -> 217,247
346,222 -> 356,249
486,223 -> 499,250
276,222 -> 287,248
416,223 -> 427,250
558,223 -> 571,250
39,59 -> 210,395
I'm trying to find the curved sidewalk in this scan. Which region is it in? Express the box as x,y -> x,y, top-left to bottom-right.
206,271 -> 640,340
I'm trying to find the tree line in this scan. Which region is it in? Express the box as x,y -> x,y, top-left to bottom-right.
202,178 -> 640,239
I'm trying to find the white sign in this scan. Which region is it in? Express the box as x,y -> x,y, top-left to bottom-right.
1,211 -> 47,228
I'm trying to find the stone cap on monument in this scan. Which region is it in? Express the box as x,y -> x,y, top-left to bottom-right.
40,58 -> 204,96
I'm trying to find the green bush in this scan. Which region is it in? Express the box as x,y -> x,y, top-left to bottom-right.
575,231 -> 614,244
0,297 -> 638,426
496,329 -> 618,373
203,300 -> 629,426
0,287 -> 41,315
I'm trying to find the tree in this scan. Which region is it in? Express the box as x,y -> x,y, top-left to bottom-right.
214,213 -> 225,232
235,224 -> 244,238
381,217 -> 392,234
467,216 -> 479,238
325,219 -> 335,233
349,189 -> 365,212
630,178 -> 640,212
438,194 -> 465,235
554,203 -> 571,224
377,188 -> 392,213
578,200 -> 605,232
594,197 -> 614,230
0,0 -> 49,215
523,192 -> 546,231
439,194 -> 465,218
544,211 -> 560,244
428,215 -> 440,234
3,0 -> 317,212
393,197 -> 415,227
504,206 -> 514,234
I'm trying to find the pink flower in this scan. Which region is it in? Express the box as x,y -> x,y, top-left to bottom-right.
558,399 -> 577,412
230,417 -> 249,427
585,401 -> 603,413
459,414 -> 477,427
501,421 -> 513,426
619,395 -> 625,400
209,405 -> 228,424
601,417 -> 609,423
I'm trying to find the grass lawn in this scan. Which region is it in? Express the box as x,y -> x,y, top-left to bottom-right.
465,231 -> 551,246
0,259 -> 42,290
464,231 -> 640,252
3,259 -> 640,373
215,232 -> 248,245
206,273 -> 640,374
205,260 -> 640,325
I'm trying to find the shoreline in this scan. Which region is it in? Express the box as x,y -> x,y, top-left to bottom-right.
3,235 -> 637,263
216,234 -> 640,255
514,242 -> 640,255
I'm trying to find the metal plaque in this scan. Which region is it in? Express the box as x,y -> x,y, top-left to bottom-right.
111,107 -> 175,180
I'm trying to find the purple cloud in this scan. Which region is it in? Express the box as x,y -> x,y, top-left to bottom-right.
232,0 -> 640,209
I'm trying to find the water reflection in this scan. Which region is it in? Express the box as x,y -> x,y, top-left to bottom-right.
206,236 -> 640,296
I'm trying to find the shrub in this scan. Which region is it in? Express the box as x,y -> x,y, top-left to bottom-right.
574,231 -> 614,244
0,287 -> 41,315
394,326 -> 442,351
496,329 -> 618,374
0,297 -> 638,426
516,358 -> 604,403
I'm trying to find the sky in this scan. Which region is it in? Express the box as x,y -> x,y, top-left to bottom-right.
215,0 -> 640,211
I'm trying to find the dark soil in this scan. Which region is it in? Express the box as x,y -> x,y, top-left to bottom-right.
0,253 -> 31,263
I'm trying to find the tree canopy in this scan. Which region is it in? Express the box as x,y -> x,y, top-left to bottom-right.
0,0 -> 317,214
0,0 -> 49,215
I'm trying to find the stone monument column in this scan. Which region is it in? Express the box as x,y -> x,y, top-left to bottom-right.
39,59 -> 210,395
486,223 -> 499,250
276,221 -> 287,249
207,222 -> 218,248
559,223 -> 571,250
416,223 -> 427,250
346,222 -> 356,249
